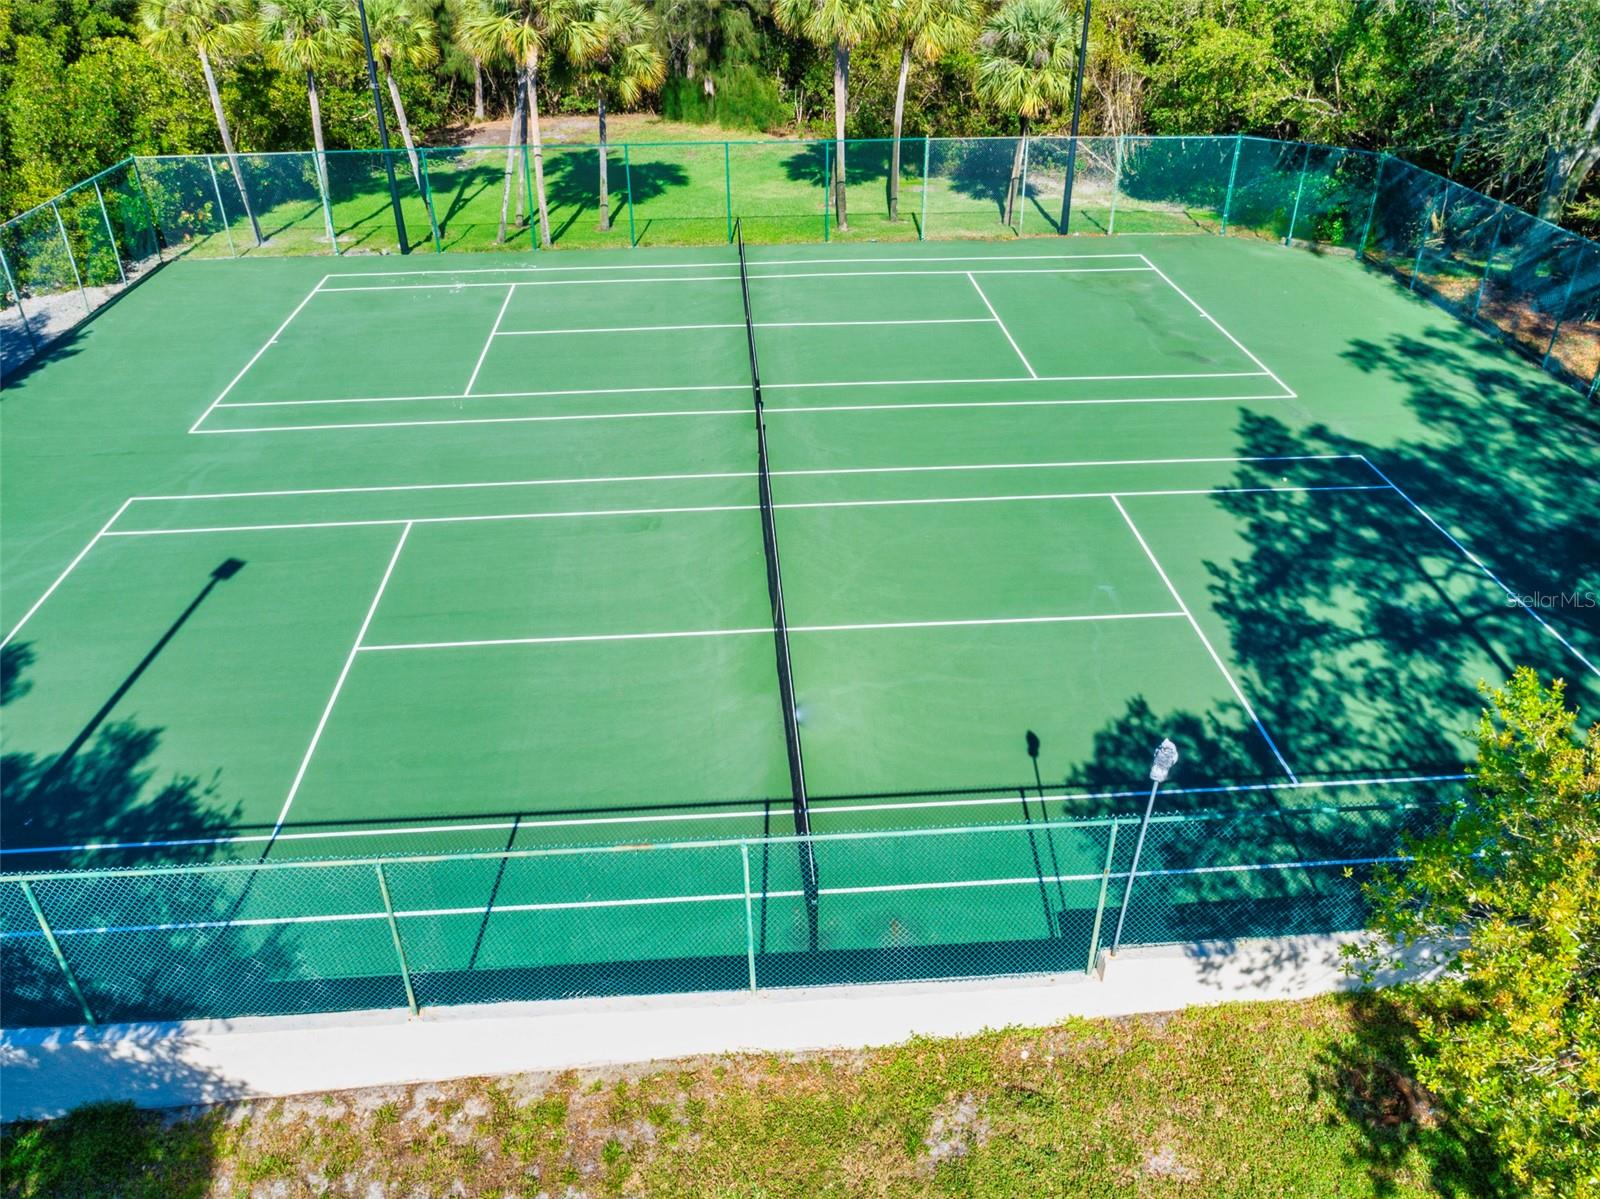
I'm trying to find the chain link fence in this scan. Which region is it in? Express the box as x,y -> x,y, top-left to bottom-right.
4,136 -> 1596,395
1,797 -> 1445,1028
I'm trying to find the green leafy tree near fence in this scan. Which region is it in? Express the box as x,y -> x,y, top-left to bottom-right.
883,0 -> 979,221
975,0 -> 1075,226
566,0 -> 666,231
1350,668 -> 1600,1198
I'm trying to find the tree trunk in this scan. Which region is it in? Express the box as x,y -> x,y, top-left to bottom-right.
1537,92 -> 1600,222
197,45 -> 263,246
526,46 -> 552,247
597,94 -> 611,231
384,66 -> 424,191
832,43 -> 849,232
498,81 -> 524,243
889,43 -> 911,222
306,70 -> 337,250
515,72 -> 528,224
1004,117 -> 1028,226
473,58 -> 484,121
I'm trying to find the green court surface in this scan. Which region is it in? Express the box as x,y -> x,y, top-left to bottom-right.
2,235 -> 1597,1021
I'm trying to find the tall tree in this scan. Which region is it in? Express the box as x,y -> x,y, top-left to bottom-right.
884,0 -> 980,221
568,0 -> 664,230
260,0 -> 356,250
772,0 -> 884,232
461,0 -> 585,247
975,0 -> 1075,227
365,0 -> 440,193
138,0 -> 265,245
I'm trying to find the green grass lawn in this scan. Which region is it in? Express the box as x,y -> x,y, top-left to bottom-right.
1,990 -> 1507,1198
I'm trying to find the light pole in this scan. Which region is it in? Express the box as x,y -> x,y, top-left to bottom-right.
1109,737 -> 1178,957
1058,0 -> 1092,235
353,0 -> 410,253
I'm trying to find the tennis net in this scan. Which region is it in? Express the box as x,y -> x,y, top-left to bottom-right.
735,219 -> 819,944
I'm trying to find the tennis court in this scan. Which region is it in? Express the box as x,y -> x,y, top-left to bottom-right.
3,231 -> 1596,1022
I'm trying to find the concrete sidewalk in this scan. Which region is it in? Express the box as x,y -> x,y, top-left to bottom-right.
0,933 -> 1446,1121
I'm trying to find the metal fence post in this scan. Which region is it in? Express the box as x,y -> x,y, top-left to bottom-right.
51,200 -> 91,316
0,245 -> 41,354
740,843 -> 758,992
1540,248 -> 1587,372
724,141 -> 734,243
1357,153 -> 1387,262
1285,142 -> 1311,246
1470,202 -> 1509,322
822,140 -> 831,242
205,156 -> 239,257
20,881 -> 97,1027
623,143 -> 636,247
1085,820 -> 1119,974
1220,133 -> 1243,235
375,864 -> 419,1016
418,150 -> 442,253
1107,135 -> 1123,236
1016,136 -> 1031,234
919,136 -> 930,240
92,180 -> 127,286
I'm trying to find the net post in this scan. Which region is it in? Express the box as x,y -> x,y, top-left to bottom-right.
1285,141 -> 1310,246
1107,135 -> 1123,236
1470,201 -> 1508,322
1357,152 -> 1387,262
129,157 -> 164,262
919,136 -> 930,240
1540,246 -> 1587,372
418,150 -> 442,253
724,141 -> 733,243
822,140 -> 831,242
1220,133 -> 1242,235
623,143 -> 636,247
740,843 -> 758,991
375,864 -> 419,1016
92,180 -> 128,286
1410,179 -> 1448,290
1,244 -> 42,354
19,880 -> 96,1027
205,155 -> 239,257
51,200 -> 91,317
1085,819 -> 1119,974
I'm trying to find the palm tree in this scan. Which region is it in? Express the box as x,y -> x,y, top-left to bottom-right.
975,0 -> 1075,227
568,0 -> 664,231
365,0 -> 440,194
460,0 -> 585,247
772,0 -> 884,232
885,0 -> 981,221
139,0 -> 265,245
260,0 -> 356,250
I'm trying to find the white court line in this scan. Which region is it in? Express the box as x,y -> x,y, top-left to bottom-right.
463,284 -> 515,396
127,454 -> 1363,504
1111,495 -> 1300,784
359,612 -> 1187,653
1359,456 -> 1599,678
967,272 -> 1036,378
1137,253 -> 1298,398
494,317 -> 997,337
0,499 -> 135,648
192,391 -> 1296,434
0,772 -> 1472,858
103,485 -> 1388,539
317,252 -> 1148,279
213,373 -> 1274,410
188,276 -> 327,434
314,266 -> 1154,293
271,522 -> 412,834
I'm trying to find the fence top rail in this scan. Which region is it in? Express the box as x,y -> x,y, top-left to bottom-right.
0,156 -> 139,232
0,798 -> 1439,885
